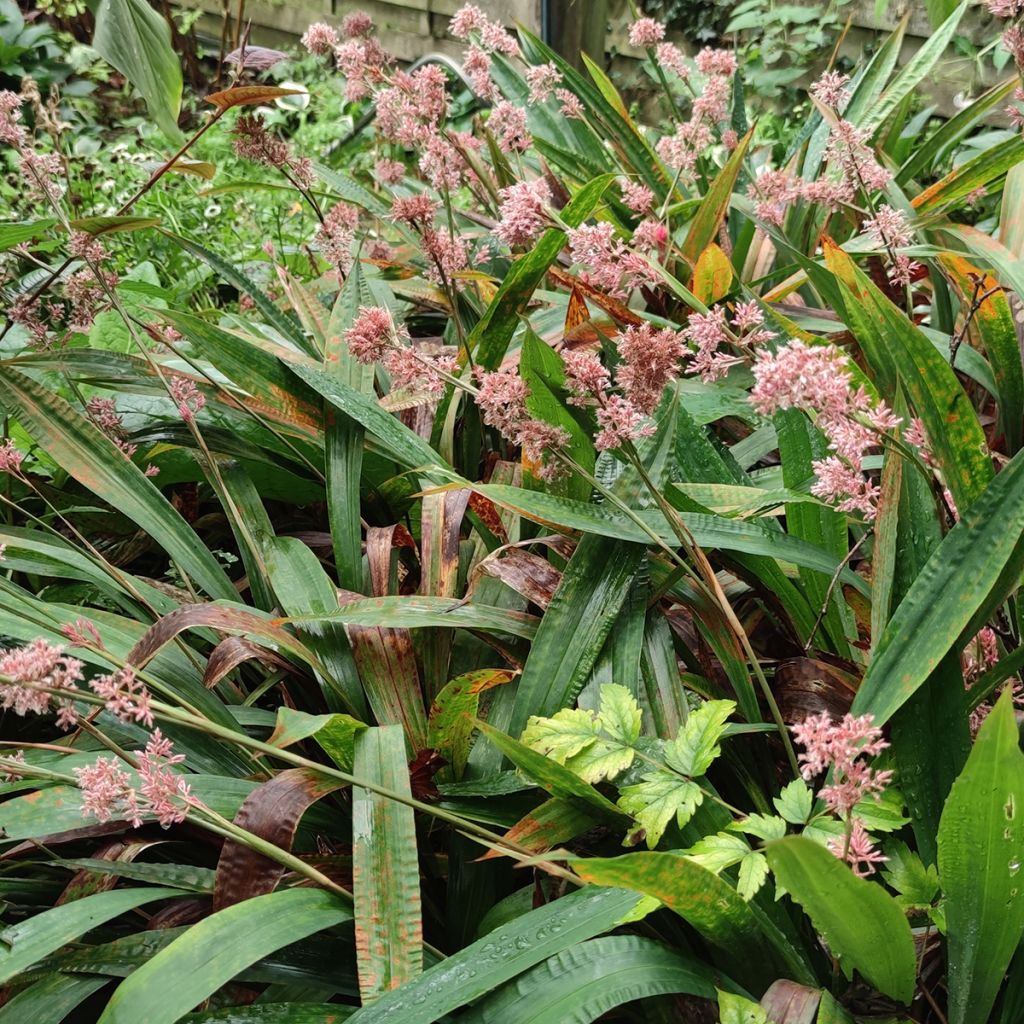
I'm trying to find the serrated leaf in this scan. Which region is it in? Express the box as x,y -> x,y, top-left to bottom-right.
737,852 -> 769,901
881,840 -> 940,908
595,683 -> 642,745
733,813 -> 787,842
683,832 -> 750,874
665,699 -> 736,776
774,780 -> 814,825
617,772 -> 702,849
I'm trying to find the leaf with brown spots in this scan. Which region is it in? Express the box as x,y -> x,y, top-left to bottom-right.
128,604 -> 322,676
427,668 -> 516,780
473,547 -> 562,610
203,636 -> 298,689
479,797 -> 594,861
213,768 -> 345,911
352,726 -> 422,1001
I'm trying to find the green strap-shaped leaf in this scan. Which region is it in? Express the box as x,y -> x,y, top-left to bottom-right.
852,446 -> 1024,725
939,689 -> 1024,1024
183,1008 -> 355,1023
352,726 -> 423,1001
508,535 -> 645,737
459,935 -> 725,1024
0,366 -> 236,601
681,129 -> 752,268
92,0 -> 183,144
825,241 -> 992,512
765,836 -> 916,1004
0,887 -> 182,984
0,973 -> 109,1024
858,0 -> 968,138
97,888 -> 352,1024
475,484 -> 869,594
344,886 -> 643,1024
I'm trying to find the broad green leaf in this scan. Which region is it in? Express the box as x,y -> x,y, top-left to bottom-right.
0,887 -> 182,984
940,254 -> 1024,455
343,887 -> 644,1024
765,836 -> 916,1003
92,0 -> 183,144
183,1008 -> 354,1023
97,889 -> 352,1024
267,706 -> 367,772
288,362 -> 443,472
852,446 -> 1024,724
352,726 -> 422,1001
475,484 -> 869,593
898,77 -> 1018,184
478,720 -> 629,823
459,935 -> 722,1024
428,669 -> 516,780
938,689 -> 1024,1024
825,241 -> 992,513
574,852 -> 812,989
165,233 -> 313,356
69,215 -> 162,235
665,699 -> 736,776
0,366 -> 236,601
0,219 -> 55,250
913,135 -> 1024,214
0,974 -> 108,1024
617,773 -> 702,848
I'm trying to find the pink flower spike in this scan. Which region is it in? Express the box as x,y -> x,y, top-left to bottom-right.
629,17 -> 666,48
495,179 -> 552,248
300,22 -> 338,55
0,439 -> 25,475
345,306 -> 400,364
828,819 -> 888,877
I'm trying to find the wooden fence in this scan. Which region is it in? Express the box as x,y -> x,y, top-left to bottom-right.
182,0 -> 1010,118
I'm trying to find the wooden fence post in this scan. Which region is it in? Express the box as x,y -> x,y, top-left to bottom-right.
543,0 -> 608,71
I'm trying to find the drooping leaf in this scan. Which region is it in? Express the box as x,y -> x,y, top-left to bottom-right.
92,0 -> 182,143
765,836 -> 916,1004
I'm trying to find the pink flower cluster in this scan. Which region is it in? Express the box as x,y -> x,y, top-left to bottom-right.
863,204 -> 917,287
751,340 -> 901,518
315,202 -> 360,273
0,638 -> 83,728
0,438 -> 24,475
568,223 -> 661,299
168,376 -> 206,422
746,72 -> 894,232
685,300 -> 773,383
75,729 -> 191,829
90,667 -> 154,728
495,178 -> 552,247
791,711 -> 892,876
475,365 -> 571,478
656,48 -> 737,181
345,306 -> 454,396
